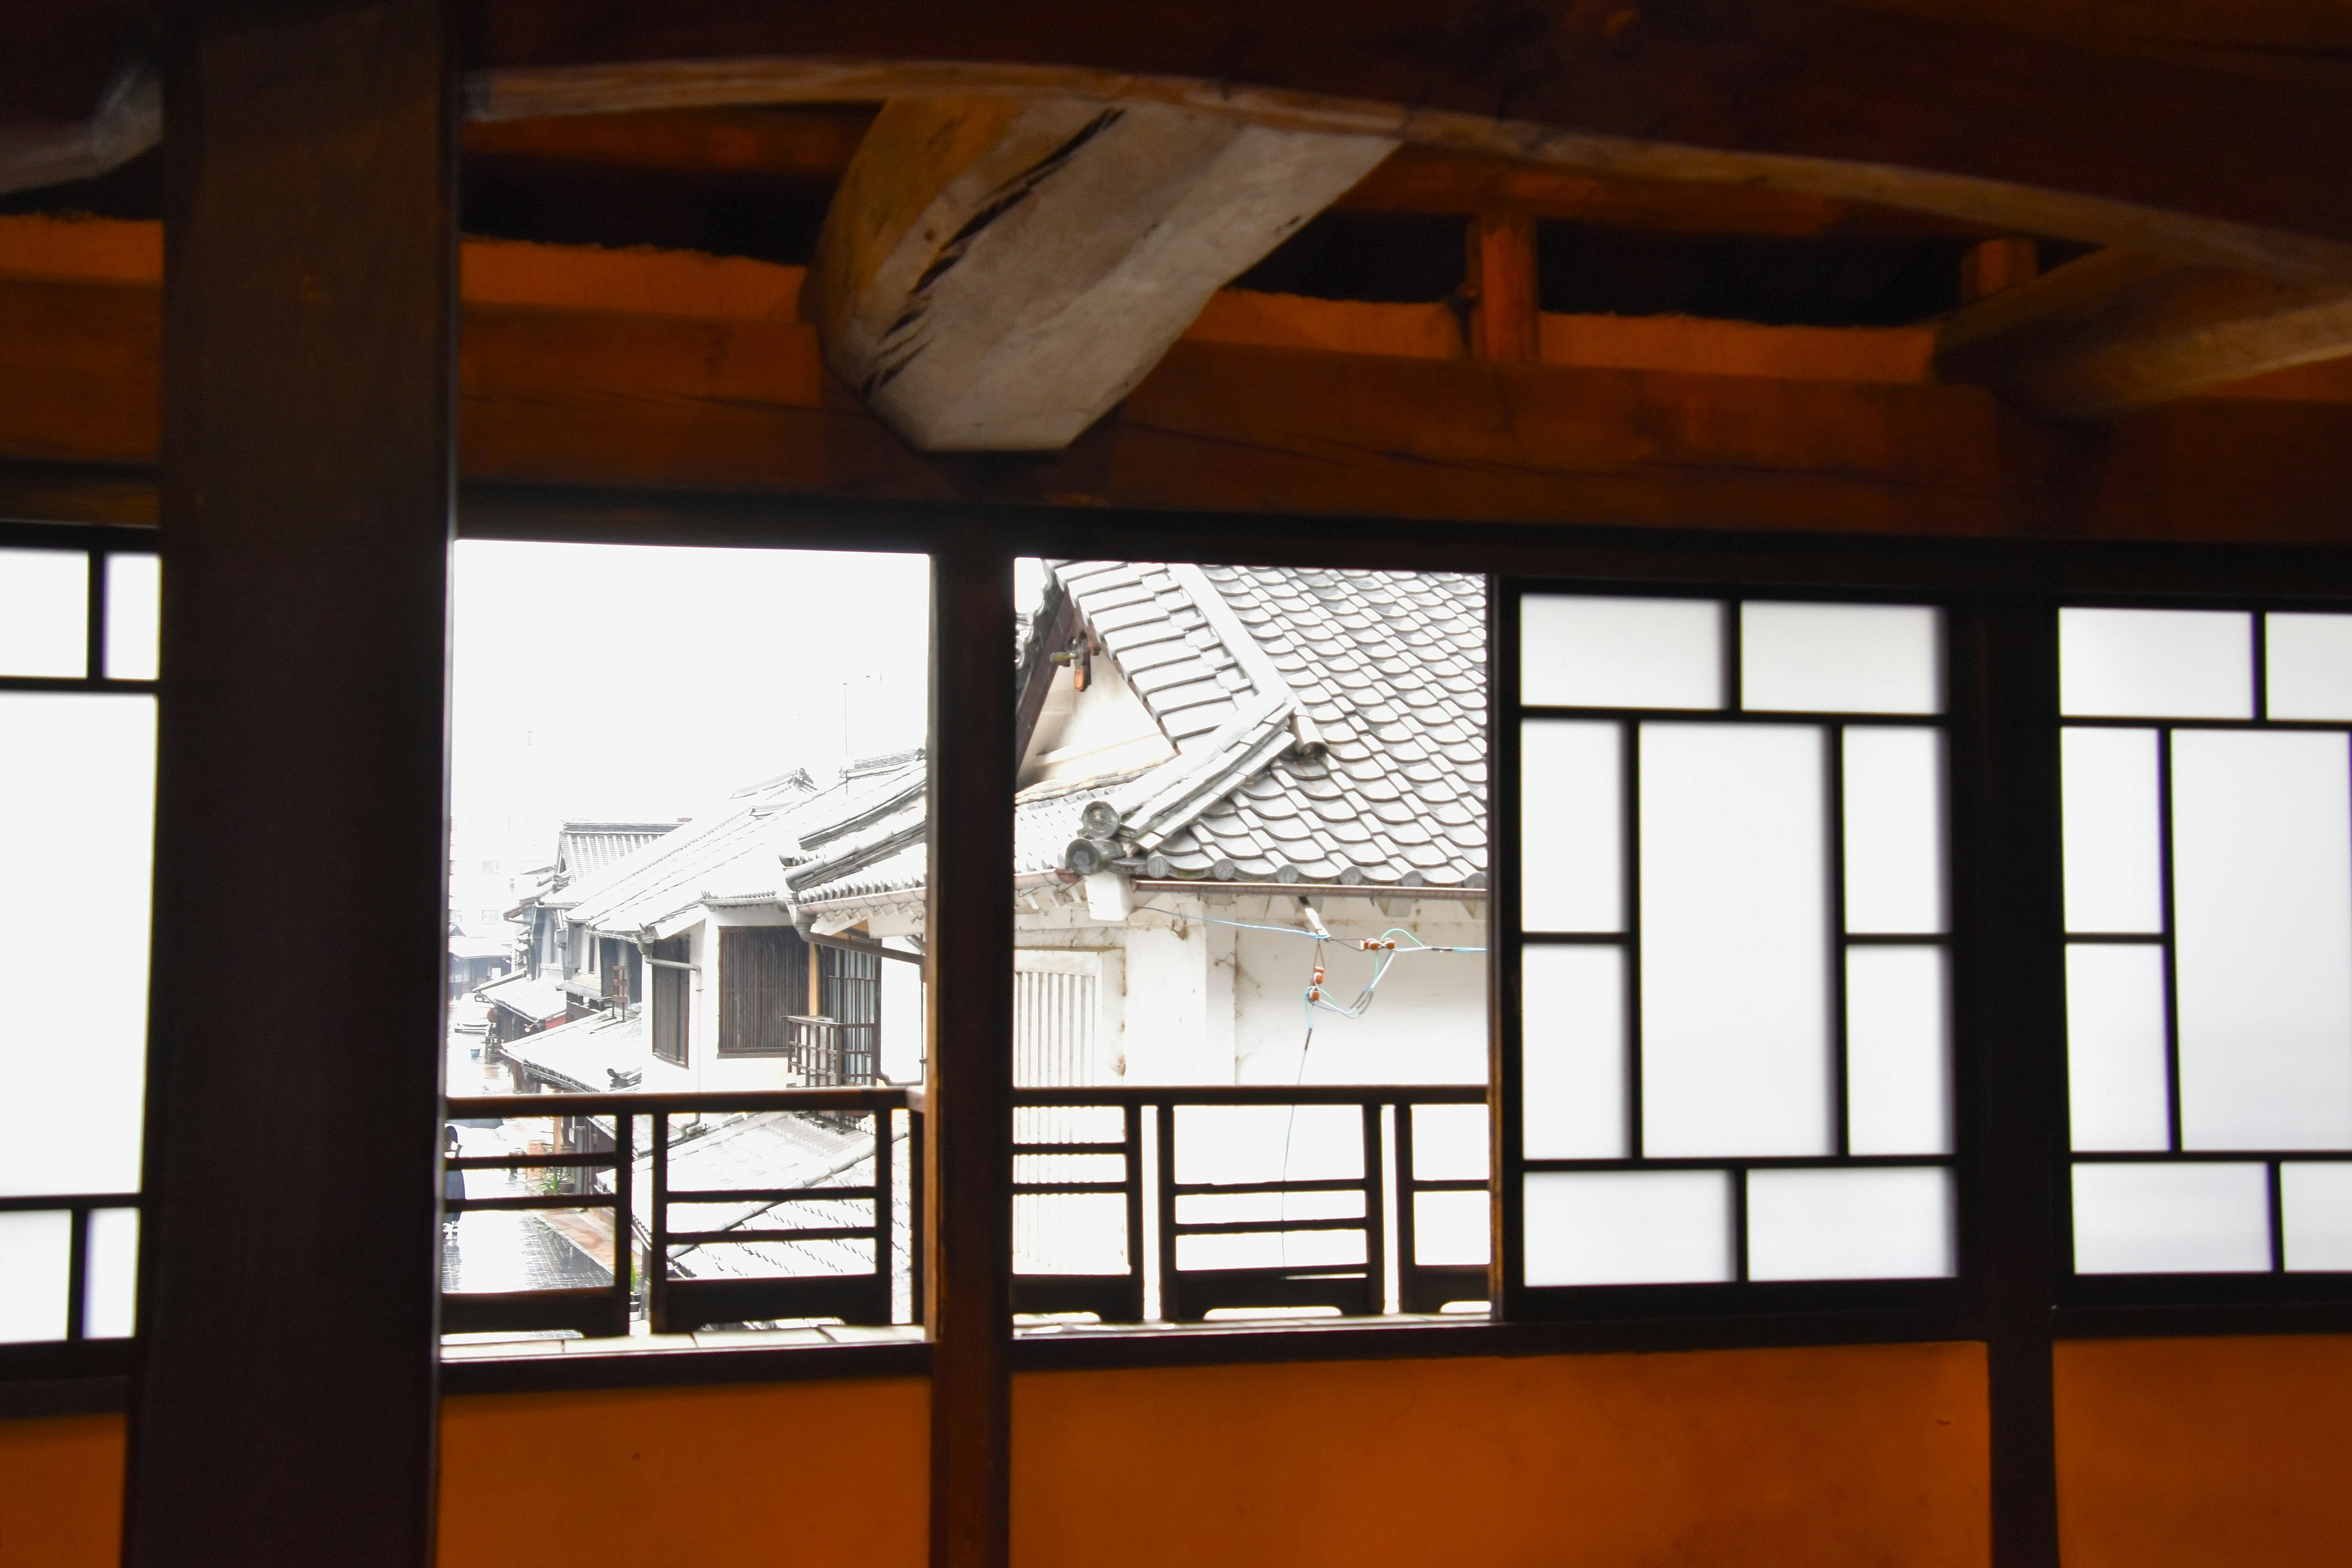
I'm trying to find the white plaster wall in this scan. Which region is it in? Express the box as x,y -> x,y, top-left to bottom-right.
1231,902 -> 1489,1088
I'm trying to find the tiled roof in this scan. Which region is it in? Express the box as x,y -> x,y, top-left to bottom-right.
786,562 -> 1486,902
562,756 -> 925,934
555,823 -> 680,883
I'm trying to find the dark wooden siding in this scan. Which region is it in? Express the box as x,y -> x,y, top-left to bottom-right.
718,925 -> 806,1055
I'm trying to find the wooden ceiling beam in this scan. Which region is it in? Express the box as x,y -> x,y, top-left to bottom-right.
467,1 -> 2352,279
1936,247 -> 2352,418
801,96 -> 1393,451
9,222 -> 2352,544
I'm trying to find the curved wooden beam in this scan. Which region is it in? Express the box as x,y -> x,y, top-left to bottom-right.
469,0 -> 2352,280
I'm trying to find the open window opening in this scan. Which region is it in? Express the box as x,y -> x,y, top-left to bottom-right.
440,541 -> 929,1356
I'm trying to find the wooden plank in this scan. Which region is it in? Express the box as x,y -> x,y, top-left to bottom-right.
121,2 -> 454,1566
926,550 -> 1017,1568
469,1 -> 2352,279
1937,247 -> 2352,418
804,95 -> 1392,450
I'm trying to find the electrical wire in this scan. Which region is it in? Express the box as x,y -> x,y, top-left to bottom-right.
1191,912 -> 1485,1272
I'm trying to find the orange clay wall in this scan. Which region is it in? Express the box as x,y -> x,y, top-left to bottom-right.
0,1336 -> 2341,1566
2052,1334 -> 2352,1568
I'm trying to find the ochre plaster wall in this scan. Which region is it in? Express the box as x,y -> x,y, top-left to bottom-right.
1012,1343 -> 1990,1568
2054,1334 -> 2352,1568
0,1415 -> 123,1567
18,1336 -> 2348,1567
437,1378 -> 929,1567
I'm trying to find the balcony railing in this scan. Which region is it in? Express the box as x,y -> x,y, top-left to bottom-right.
439,1082 -> 1490,1345
1011,1084 -> 1490,1324
442,1088 -> 917,1338
782,1015 -> 878,1086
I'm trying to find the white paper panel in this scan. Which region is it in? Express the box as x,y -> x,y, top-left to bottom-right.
1520,720 -> 1622,932
2281,1163 -> 2352,1272
0,1211 -> 72,1344
1846,946 -> 1952,1156
2066,944 -> 2174,1153
2059,608 -> 2252,719
2266,613 -> 2352,722
1842,727 -> 1946,934
1746,1166 -> 1955,1281
82,1207 -> 139,1338
1520,595 -> 1722,710
1740,602 -> 1942,715
1523,1170 -> 1733,1286
2071,1162 -> 2271,1274
104,554 -> 161,682
1640,723 -> 1831,1157
1412,1191 -> 1491,1267
0,548 -> 88,679
1521,945 -> 1627,1159
0,695 -> 155,1197
2061,728 -> 2163,934
2171,729 -> 2352,1150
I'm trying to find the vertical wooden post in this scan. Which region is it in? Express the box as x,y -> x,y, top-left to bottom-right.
926,551 -> 1017,1568
1962,600 -> 2065,1568
126,1 -> 455,1564
1467,212 -> 1540,363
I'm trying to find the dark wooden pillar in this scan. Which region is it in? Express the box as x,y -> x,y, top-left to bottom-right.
1963,599 -> 2066,1568
126,2 -> 456,1564
925,550 -> 1017,1568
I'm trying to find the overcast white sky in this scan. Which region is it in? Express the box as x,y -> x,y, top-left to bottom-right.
450,541 -> 934,862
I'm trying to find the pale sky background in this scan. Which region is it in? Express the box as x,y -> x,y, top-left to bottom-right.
450,541 -> 935,867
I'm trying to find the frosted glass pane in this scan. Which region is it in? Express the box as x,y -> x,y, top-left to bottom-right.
1741,603 -> 1941,715
2267,614 -> 2352,722
1521,595 -> 1722,710
1847,947 -> 1952,1156
1843,728 -> 1945,934
83,1207 -> 138,1338
2171,730 -> 2352,1150
0,548 -> 88,678
1520,720 -> 1621,932
2062,728 -> 2163,933
2071,1162 -> 2271,1274
0,695 -> 155,1196
104,554 -> 160,681
2067,944 -> 2174,1153
2281,1163 -> 2352,1272
1640,724 -> 1831,1157
1746,1166 -> 1955,1281
0,1211 -> 71,1344
1523,945 -> 1627,1159
2060,608 -> 2252,719
1523,1170 -> 1732,1286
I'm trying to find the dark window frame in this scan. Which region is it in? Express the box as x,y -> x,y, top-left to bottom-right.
0,518 -> 164,1403
649,933 -> 691,1066
715,922 -> 811,1058
1495,579 -> 1973,1325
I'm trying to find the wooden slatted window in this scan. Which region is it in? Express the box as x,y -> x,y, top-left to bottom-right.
718,925 -> 807,1055
649,935 -> 690,1066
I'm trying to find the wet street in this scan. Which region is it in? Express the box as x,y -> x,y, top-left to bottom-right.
442,1026 -> 614,1297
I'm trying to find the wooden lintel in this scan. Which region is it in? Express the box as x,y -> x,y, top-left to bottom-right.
9,222 -> 2352,544
1937,247 -> 2352,419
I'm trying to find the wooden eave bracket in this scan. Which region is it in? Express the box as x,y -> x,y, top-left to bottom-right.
801,95 -> 1395,451
1937,247 -> 2352,420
